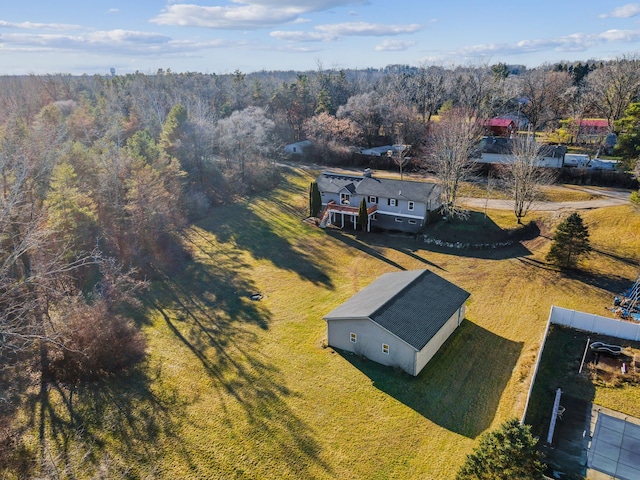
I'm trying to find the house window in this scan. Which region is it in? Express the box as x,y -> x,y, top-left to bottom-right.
408,201 -> 414,211
395,217 -> 403,223
368,196 -> 378,204
382,343 -> 389,354
340,193 -> 350,205
388,198 -> 397,207
371,214 -> 377,220
408,219 -> 417,225
350,332 -> 357,343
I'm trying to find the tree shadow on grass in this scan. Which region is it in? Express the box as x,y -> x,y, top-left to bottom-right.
197,200 -> 333,288
418,213 -> 536,260
339,320 -> 522,438
142,258 -> 333,476
564,269 -> 637,297
326,230 -> 409,271
27,367 -> 186,478
347,230 -> 448,271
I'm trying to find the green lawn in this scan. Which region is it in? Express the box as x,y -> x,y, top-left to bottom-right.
13,167 -> 640,479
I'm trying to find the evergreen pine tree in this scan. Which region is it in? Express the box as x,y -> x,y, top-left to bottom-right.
546,212 -> 591,268
309,181 -> 322,218
357,198 -> 368,231
456,418 -> 545,480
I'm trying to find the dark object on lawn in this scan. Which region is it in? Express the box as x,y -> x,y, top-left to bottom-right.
589,341 -> 623,356
250,293 -> 263,301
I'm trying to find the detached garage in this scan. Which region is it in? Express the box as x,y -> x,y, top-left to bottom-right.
324,269 -> 470,376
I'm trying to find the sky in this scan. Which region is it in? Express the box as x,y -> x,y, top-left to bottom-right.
1,1 -> 640,75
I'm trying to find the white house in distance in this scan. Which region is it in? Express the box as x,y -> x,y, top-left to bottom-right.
284,140 -> 311,155
324,269 -> 470,376
315,170 -> 441,233
473,136 -> 567,168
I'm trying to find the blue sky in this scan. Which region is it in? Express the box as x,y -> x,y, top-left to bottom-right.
1,1 -> 640,75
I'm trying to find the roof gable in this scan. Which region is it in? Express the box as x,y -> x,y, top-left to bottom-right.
325,270 -> 470,351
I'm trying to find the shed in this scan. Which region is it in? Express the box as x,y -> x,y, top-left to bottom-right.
324,269 -> 470,376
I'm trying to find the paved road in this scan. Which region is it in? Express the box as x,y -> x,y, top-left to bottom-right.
462,187 -> 632,212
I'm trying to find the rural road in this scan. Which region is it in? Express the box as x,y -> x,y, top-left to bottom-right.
462,186 -> 633,212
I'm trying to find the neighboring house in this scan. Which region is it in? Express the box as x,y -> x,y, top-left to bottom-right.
472,136 -> 567,168
324,269 -> 470,376
360,145 -> 404,157
576,119 -> 609,145
484,118 -> 516,137
284,140 -> 312,155
316,170 -> 441,233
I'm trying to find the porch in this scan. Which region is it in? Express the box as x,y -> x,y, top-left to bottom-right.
319,201 -> 378,232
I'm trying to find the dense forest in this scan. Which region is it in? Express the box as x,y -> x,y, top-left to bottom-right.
1,56 -> 640,476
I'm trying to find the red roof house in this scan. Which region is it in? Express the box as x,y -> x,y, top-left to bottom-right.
484,118 -> 516,137
578,119 -> 609,134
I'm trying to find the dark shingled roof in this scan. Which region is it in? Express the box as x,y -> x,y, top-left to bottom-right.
316,172 -> 440,205
474,136 -> 567,159
324,270 -> 470,351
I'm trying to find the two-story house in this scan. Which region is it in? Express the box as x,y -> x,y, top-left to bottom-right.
315,170 -> 442,233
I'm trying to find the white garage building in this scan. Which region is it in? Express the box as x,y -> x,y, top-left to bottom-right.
324,269 -> 470,376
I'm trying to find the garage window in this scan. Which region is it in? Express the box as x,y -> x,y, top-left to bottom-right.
382,343 -> 389,354
350,332 -> 357,343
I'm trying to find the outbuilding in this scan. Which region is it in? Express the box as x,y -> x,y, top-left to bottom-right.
324,269 -> 470,376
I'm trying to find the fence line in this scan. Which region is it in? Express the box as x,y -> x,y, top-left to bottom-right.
522,305 -> 640,426
550,306 -> 640,341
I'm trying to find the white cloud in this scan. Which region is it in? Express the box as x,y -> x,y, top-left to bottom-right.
108,8 -> 119,14
375,39 -> 415,52
151,1 -> 367,29
599,3 -> 640,18
453,28 -> 640,58
316,22 -> 421,36
0,20 -> 83,30
0,29 -> 236,56
270,30 -> 328,41
271,21 -> 421,42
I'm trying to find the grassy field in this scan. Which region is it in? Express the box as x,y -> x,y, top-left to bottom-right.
14,167 -> 640,479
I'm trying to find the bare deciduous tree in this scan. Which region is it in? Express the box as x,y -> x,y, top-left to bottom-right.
584,55 -> 640,128
498,135 -> 557,223
426,108 -> 481,218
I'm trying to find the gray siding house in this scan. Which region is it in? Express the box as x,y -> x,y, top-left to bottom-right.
316,171 -> 441,233
472,136 -> 567,168
324,269 -> 470,376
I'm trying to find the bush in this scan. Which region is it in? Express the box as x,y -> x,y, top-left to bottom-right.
48,298 -> 147,383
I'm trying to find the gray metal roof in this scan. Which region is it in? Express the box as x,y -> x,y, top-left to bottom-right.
316,172 -> 440,204
324,270 -> 470,351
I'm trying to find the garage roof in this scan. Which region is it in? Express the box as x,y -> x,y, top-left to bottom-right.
324,270 -> 470,350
